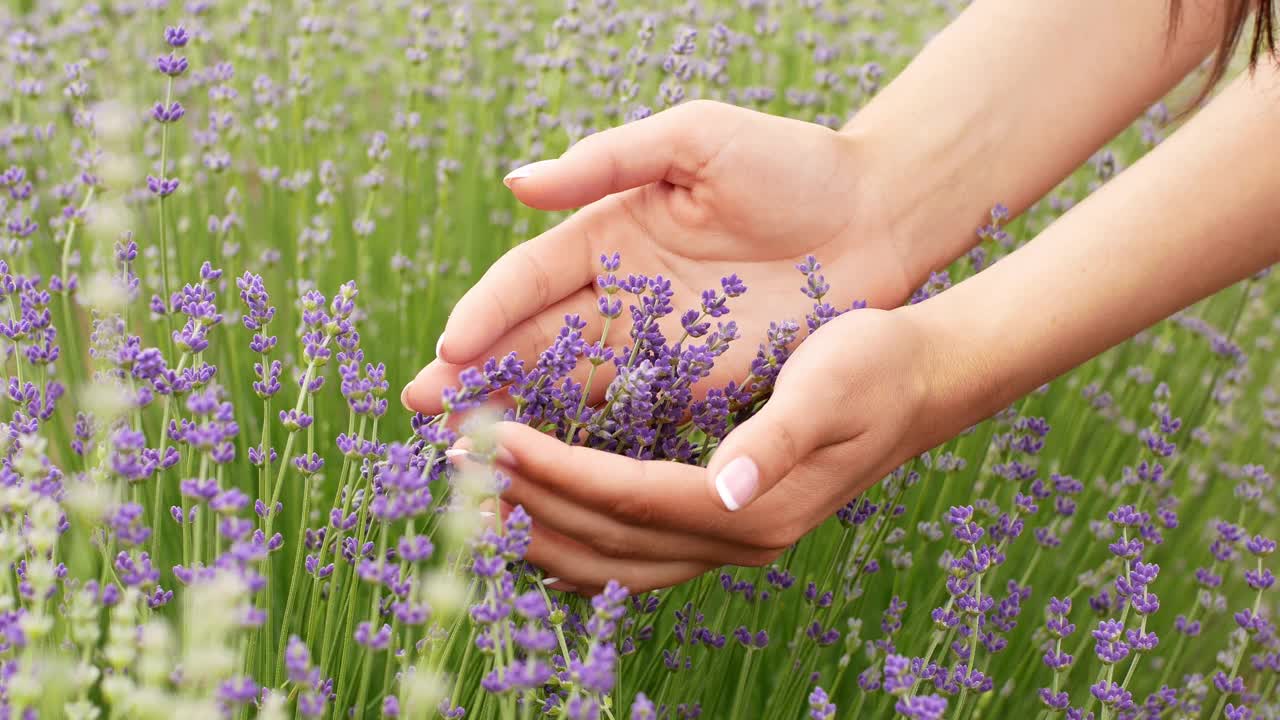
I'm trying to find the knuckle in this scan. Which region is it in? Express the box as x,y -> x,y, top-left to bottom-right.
488,286 -> 517,331
586,524 -> 638,560
607,150 -> 623,198
607,493 -> 655,526
772,421 -> 801,472
520,248 -> 554,307
526,311 -> 559,357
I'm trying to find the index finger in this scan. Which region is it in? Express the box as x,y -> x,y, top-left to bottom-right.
402,285 -> 605,415
435,214 -> 596,365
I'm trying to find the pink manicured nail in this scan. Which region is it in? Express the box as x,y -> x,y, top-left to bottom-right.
444,448 -> 468,460
502,159 -> 556,187
714,457 -> 759,512
503,164 -> 537,186
434,333 -> 446,359
399,382 -> 413,410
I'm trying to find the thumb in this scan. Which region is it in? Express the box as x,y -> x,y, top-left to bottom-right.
501,101 -> 715,211
706,387 -> 826,512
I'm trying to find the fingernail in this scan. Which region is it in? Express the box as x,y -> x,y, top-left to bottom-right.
434,333 -> 446,359
503,163 -> 536,187
714,456 -> 759,512
479,510 -> 496,519
444,447 -> 514,467
541,577 -> 560,585
502,159 -> 555,187
400,382 -> 413,411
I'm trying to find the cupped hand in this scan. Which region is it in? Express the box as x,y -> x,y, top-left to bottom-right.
402,100 -> 914,413
453,309 -> 943,594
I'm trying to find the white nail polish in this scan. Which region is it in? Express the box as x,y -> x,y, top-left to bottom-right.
444,448 -> 468,459
713,457 -> 759,512
502,159 -> 556,186
715,476 -> 741,511
504,164 -> 535,184
435,333 -> 445,359
479,510 -> 496,519
541,577 -> 560,585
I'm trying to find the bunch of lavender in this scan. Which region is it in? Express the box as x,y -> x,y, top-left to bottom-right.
412,252 -> 822,479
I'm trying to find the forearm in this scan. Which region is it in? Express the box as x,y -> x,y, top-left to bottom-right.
846,0 -> 1227,286
906,60 -> 1280,447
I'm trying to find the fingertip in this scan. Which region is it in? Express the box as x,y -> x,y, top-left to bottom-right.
401,361 -> 448,414
505,160 -> 605,211
433,321 -> 469,365
504,159 -> 567,209
502,159 -> 558,187
434,301 -> 496,365
494,420 -> 560,452
433,340 -> 468,367
493,419 -> 538,443
401,384 -> 424,414
490,422 -> 536,464
495,444 -> 517,468
401,391 -> 435,415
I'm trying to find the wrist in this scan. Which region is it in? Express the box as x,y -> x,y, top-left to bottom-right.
892,296 -> 1005,453
838,106 -> 1000,295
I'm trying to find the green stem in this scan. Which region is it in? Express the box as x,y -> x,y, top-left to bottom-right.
157,76 -> 176,357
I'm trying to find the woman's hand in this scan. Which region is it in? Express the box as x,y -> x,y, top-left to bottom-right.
453,309 -> 941,594
402,100 -> 916,414
403,0 -> 1232,414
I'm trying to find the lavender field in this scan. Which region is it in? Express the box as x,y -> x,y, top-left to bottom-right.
0,1 -> 1276,719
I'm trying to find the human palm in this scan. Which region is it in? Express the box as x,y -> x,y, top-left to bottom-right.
403,100 -> 913,413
